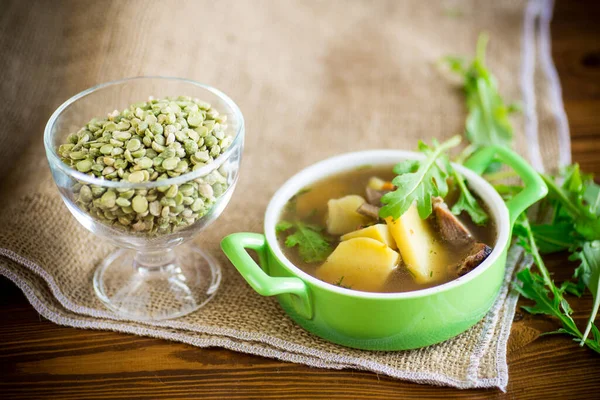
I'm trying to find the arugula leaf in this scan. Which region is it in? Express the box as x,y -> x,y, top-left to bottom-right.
570,241 -> 600,343
505,184 -> 579,256
515,268 -> 569,317
380,135 -> 487,224
513,216 -> 553,286
542,166 -> 600,241
379,136 -> 461,220
593,324 -> 600,344
561,279 -> 586,298
583,182 -> 600,217
277,220 -> 332,263
531,222 -> 581,254
450,168 -> 489,225
275,221 -> 294,232
514,215 -> 600,354
443,34 -> 517,150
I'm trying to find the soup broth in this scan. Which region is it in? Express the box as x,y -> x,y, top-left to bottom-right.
277,165 -> 497,293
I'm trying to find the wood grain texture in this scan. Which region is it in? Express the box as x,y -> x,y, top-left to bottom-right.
1,0 -> 599,399
552,0 -> 600,176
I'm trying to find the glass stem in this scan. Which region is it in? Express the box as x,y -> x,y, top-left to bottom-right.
133,249 -> 177,274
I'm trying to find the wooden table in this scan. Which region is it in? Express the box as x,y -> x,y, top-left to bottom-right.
1,1 -> 599,398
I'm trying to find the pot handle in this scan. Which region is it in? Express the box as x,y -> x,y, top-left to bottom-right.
464,146 -> 548,226
221,232 -> 313,320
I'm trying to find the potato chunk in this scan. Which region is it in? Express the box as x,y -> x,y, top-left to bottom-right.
317,238 -> 400,291
341,224 -> 397,249
368,177 -> 387,190
385,204 -> 447,284
326,195 -> 371,235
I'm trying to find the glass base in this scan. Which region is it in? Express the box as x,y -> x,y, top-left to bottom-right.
93,245 -> 221,321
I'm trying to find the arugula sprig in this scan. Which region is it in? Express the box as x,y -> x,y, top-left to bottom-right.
530,222 -> 581,254
450,167 -> 489,225
379,135 -> 488,224
542,165 -> 600,241
534,168 -> 600,343
513,216 -> 600,353
445,33 -> 600,352
276,220 -> 332,263
442,33 -> 520,151
570,241 -> 600,343
379,136 -> 458,220
509,169 -> 600,346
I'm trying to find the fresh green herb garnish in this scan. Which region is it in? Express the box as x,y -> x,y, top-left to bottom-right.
275,221 -> 294,232
542,165 -> 600,241
530,222 -> 581,254
570,241 -> 600,343
450,167 -> 489,225
442,33 -> 520,151
379,135 -> 488,224
531,167 -> 600,343
276,220 -> 332,263
379,136 -> 459,220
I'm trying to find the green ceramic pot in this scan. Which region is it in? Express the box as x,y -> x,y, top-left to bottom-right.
221,146 -> 547,350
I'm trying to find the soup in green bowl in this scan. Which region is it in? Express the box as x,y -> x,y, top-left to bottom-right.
222,147 -> 546,350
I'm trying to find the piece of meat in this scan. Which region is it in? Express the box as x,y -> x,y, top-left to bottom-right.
432,197 -> 472,243
454,242 -> 493,276
365,187 -> 390,206
356,203 -> 381,220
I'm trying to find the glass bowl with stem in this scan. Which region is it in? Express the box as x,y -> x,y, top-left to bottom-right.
44,76 -> 244,321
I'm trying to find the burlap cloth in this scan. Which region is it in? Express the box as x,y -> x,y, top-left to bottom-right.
0,0 -> 569,390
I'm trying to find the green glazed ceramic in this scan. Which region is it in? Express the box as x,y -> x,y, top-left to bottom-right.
221,147 -> 547,350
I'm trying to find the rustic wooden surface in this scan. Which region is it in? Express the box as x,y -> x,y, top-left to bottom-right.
1,1 -> 599,399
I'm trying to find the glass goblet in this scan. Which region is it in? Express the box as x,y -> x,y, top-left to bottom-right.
44,77 -> 244,321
